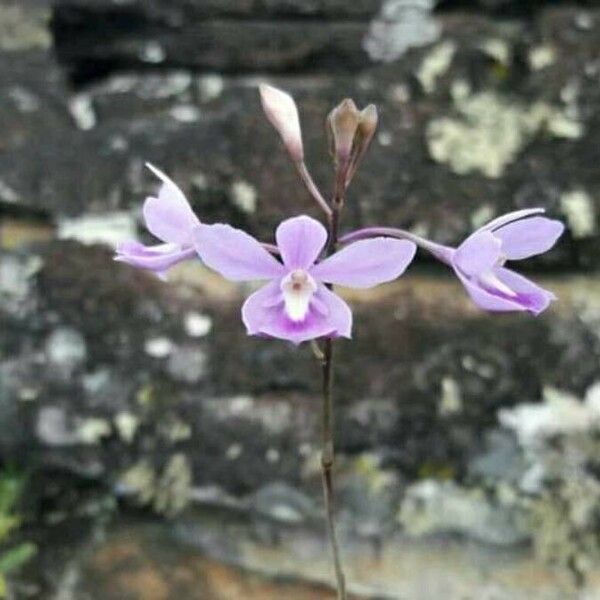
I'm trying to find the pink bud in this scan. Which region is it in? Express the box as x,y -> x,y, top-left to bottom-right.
259,84 -> 304,162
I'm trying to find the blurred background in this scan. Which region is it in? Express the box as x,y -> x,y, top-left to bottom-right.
1,0 -> 600,598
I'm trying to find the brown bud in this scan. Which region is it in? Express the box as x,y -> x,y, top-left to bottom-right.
345,104 -> 378,184
327,99 -> 360,165
357,104 -> 378,151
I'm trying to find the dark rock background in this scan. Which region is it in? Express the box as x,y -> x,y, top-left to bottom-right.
2,1 -> 600,598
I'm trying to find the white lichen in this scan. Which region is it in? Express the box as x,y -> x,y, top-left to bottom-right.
528,45 -> 556,71
118,454 -> 192,516
266,448 -> 280,463
139,41 -> 165,63
144,337 -> 174,359
153,454 -> 192,516
9,86 -> 40,113
427,91 -> 583,178
560,189 -> 596,238
377,131 -> 393,147
230,180 -> 257,214
197,74 -> 224,103
160,416 -> 192,443
499,387 -> 597,446
77,417 -> 111,445
438,376 -> 463,416
169,104 -> 201,123
499,384 -> 600,577
416,41 -> 456,94
480,38 -> 510,66
68,94 -> 96,131
363,0 -> 440,63
398,479 -> 529,546
57,212 -> 136,248
226,443 -> 242,460
0,4 -> 50,51
114,412 -> 139,444
184,312 -> 213,337
470,203 -> 497,229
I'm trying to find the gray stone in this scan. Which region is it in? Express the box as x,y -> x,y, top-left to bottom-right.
45,327 -> 87,375
249,482 -> 316,523
166,345 -> 207,384
6,8 -> 600,268
398,479 -> 530,546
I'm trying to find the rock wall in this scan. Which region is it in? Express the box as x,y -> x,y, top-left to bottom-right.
2,1 -> 600,598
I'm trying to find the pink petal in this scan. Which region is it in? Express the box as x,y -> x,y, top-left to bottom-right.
143,164 -> 200,244
313,284 -> 352,339
194,224 -> 284,282
454,266 -> 554,315
455,268 -> 523,312
114,240 -> 196,272
480,208 -> 545,232
454,231 -> 502,276
493,217 -> 564,260
242,281 -> 351,344
276,215 -> 328,270
310,238 -> 416,289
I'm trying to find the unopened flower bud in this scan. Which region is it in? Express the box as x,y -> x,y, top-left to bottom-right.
328,100 -> 379,189
327,99 -> 360,165
259,84 -> 304,162
344,104 -> 378,185
357,104 -> 378,152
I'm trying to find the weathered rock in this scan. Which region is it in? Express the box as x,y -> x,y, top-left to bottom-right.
54,515 -> 600,599
3,2 -> 600,596
2,241 -> 600,488
3,7 -> 600,267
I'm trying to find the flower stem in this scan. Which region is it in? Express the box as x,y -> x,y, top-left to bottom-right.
320,200 -> 347,600
320,336 -> 346,600
296,161 -> 332,218
339,226 -> 454,264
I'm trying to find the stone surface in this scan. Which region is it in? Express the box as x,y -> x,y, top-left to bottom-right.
2,1 -> 600,598
2,5 -> 600,268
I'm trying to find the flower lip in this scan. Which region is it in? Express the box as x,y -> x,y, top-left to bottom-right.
281,269 -> 318,322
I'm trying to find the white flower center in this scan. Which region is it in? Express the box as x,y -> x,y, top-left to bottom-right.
281,269 -> 317,322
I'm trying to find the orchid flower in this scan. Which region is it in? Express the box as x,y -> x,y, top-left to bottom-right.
432,209 -> 564,315
114,164 -> 200,278
194,215 -> 416,345
339,209 -> 564,316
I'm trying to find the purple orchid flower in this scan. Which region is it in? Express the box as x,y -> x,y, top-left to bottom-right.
437,208 -> 564,315
194,215 -> 416,344
114,164 -> 200,278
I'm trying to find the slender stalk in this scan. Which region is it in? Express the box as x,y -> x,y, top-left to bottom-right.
296,161 -> 332,218
338,226 -> 454,264
320,337 -> 346,600
320,200 -> 346,600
